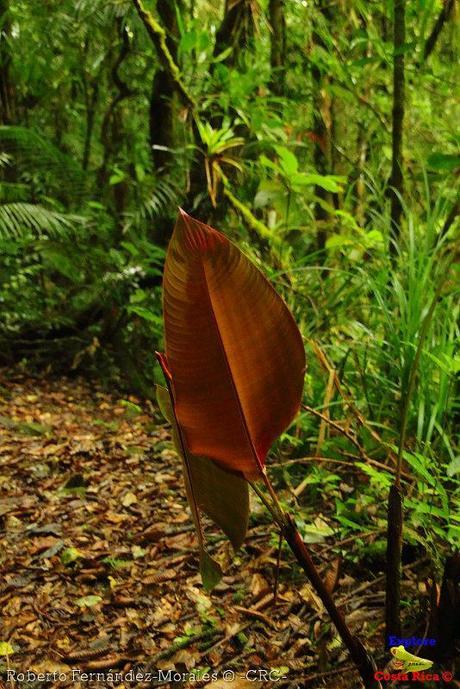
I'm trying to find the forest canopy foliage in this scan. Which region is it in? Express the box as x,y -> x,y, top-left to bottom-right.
0,0 -> 458,589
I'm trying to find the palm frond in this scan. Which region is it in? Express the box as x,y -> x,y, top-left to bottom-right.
75,0 -> 131,25
0,181 -> 30,203
123,178 -> 183,231
0,203 -> 86,240
0,153 -> 12,168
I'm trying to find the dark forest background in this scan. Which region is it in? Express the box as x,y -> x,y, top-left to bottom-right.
0,1 -> 459,517
0,0 -> 457,392
0,0 -> 459,674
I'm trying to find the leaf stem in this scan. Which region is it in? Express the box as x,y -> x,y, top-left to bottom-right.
250,480 -> 381,688
249,479 -> 280,522
281,514 -> 381,688
262,470 -> 289,526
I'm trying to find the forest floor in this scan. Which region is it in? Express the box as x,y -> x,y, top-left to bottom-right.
0,369 -> 414,689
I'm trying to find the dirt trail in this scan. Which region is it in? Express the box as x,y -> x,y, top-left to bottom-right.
0,371 -> 368,688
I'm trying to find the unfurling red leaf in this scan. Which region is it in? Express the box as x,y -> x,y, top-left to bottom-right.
162,209 -> 305,480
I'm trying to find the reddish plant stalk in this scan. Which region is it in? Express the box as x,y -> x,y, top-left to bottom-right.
250,480 -> 381,689
282,514 -> 381,689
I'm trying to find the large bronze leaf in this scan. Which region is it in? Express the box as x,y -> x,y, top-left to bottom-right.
163,209 -> 305,480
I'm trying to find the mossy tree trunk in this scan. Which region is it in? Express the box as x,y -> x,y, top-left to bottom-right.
311,0 -> 334,254
149,0 -> 183,172
268,0 -> 286,95
0,0 -> 14,125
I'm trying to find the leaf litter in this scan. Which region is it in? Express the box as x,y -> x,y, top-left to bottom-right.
0,369 -> 388,688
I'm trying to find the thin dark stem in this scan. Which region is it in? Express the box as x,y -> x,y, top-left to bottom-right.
385,483 -> 403,643
268,0 -> 286,95
423,0 -> 455,63
82,81 -> 99,171
282,514 -> 381,688
253,477 -> 381,688
311,0 -> 334,255
389,0 -> 405,256
273,532 -> 282,602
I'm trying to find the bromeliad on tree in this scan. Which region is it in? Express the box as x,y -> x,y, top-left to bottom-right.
156,209 -> 381,689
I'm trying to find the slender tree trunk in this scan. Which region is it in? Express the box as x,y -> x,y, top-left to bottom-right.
149,0 -> 182,172
133,0 -> 199,239
388,0 -> 405,255
99,19 -> 133,182
352,15 -> 372,226
268,0 -> 286,95
423,0 -> 455,63
311,0 -> 334,254
213,0 -> 255,67
385,483 -> 403,644
386,280 -> 449,648
82,81 -> 99,171
0,0 -> 14,124
150,70 -> 175,170
81,38 -> 100,172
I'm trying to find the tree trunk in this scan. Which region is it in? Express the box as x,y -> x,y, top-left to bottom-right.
82,81 -> 99,171
133,0 -> 198,241
213,0 -> 256,68
311,0 -> 334,254
423,0 -> 455,63
81,38 -> 100,172
388,0 -> 405,255
99,19 -> 133,183
268,0 -> 286,95
385,483 -> 403,644
0,0 -> 14,124
353,15 -> 372,226
149,0 -> 181,172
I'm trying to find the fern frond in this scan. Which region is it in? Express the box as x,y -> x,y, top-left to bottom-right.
75,0 -> 131,25
0,182 -> 30,203
0,126 -> 87,198
0,203 -> 86,240
0,153 -> 12,168
123,178 -> 183,231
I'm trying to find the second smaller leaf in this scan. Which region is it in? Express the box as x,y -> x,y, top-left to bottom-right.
156,383 -> 249,589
